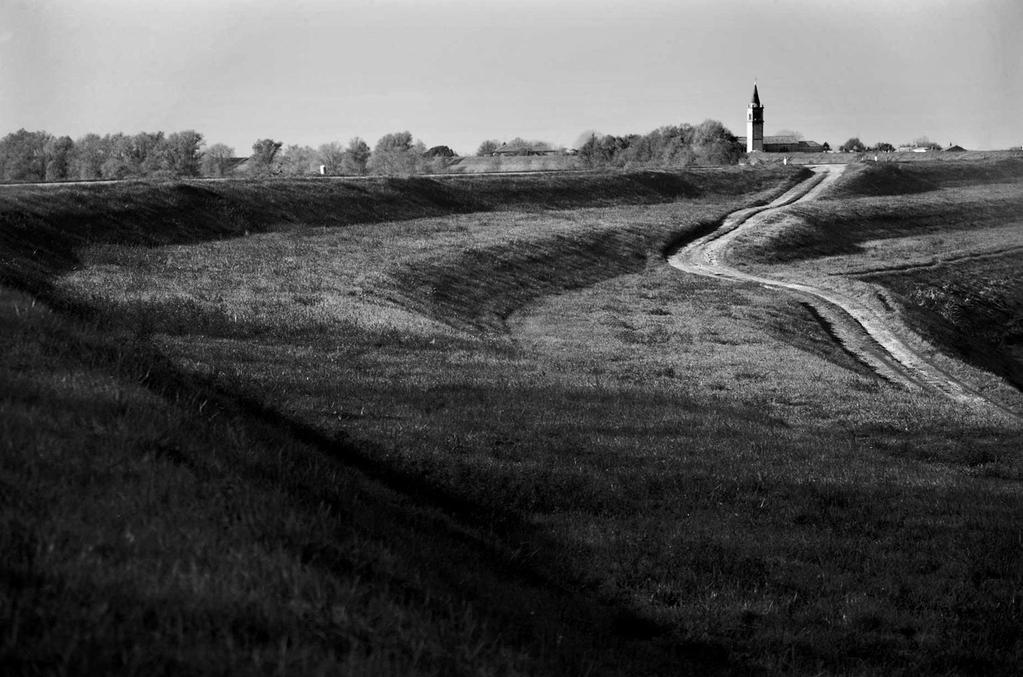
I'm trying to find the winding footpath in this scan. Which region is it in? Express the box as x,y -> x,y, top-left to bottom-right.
668,164 -> 1022,423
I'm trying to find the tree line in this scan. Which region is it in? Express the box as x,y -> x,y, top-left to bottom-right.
0,129 -> 461,182
569,120 -> 744,168
837,136 -> 944,153
474,120 -> 746,168
0,129 -> 207,182
1,118 -> 752,183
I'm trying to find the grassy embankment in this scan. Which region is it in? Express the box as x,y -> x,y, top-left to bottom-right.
443,155 -> 582,174
3,168 -> 797,676
3,163 -> 1022,675
745,149 -> 1023,166
729,158 -> 1023,409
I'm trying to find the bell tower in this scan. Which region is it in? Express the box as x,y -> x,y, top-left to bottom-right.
746,82 -> 764,152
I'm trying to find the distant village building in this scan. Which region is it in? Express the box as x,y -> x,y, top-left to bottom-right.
745,83 -> 765,152
738,83 -> 823,153
897,142 -> 943,153
424,145 -> 457,159
223,156 -> 254,176
491,142 -> 558,157
739,136 -> 824,153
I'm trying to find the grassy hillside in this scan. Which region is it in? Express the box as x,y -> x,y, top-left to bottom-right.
3,164 -> 1022,675
2,282 -> 720,676
866,254 -> 1023,390
0,168 -> 793,298
735,183 -> 1023,265
728,158 -> 1023,410
443,155 -> 582,173
827,157 -> 1023,198
746,150 -> 1023,167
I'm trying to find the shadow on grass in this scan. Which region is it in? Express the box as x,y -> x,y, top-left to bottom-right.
827,158 -> 1023,199
0,168 -> 805,314
4,290 -> 754,675
865,260 -> 1023,394
5,283 -> 1023,674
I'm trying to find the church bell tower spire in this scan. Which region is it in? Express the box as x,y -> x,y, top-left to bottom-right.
747,81 -> 764,152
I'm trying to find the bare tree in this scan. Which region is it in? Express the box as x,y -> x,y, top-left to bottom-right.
126,132 -> 166,175
368,132 -> 421,176
71,133 -> 106,179
163,130 -> 204,176
250,138 -> 283,176
573,130 -> 602,151
692,119 -> 742,165
100,134 -> 133,179
366,137 -> 429,174
840,137 -> 866,153
476,139 -> 500,156
44,136 -> 74,181
318,142 -> 345,175
340,137 -> 370,175
0,129 -> 50,181
202,143 -> 235,177
278,144 -> 319,176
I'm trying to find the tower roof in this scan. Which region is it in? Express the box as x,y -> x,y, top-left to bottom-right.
751,83 -> 761,106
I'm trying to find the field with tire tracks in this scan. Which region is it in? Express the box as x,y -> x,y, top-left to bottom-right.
2,161 -> 1021,675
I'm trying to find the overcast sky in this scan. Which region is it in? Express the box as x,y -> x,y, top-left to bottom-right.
2,0 -> 1020,154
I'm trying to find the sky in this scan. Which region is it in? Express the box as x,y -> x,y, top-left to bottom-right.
1,0 -> 1021,155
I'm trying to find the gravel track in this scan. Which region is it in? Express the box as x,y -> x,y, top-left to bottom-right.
668,164 -> 1022,423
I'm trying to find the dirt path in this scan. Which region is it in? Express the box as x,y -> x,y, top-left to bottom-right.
668,164 -> 1022,423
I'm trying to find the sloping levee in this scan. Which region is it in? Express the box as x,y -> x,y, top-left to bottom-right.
0,167 -> 802,297
444,154 -> 581,173
745,149 -> 1023,166
826,157 -> 1023,197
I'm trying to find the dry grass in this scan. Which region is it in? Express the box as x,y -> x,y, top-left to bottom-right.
866,254 -> 1023,392
3,163 -> 1022,675
1,286 -> 591,676
726,159 -> 1023,414
444,155 -> 581,174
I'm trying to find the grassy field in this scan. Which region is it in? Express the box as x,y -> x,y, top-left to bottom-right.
728,159 -> 1023,411
2,163 -> 1022,675
443,155 -> 582,174
745,149 -> 1023,167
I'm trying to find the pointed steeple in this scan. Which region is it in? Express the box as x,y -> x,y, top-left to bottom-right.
746,81 -> 764,153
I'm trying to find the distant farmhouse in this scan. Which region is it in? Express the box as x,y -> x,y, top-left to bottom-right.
491,142 -> 558,157
736,83 -> 823,153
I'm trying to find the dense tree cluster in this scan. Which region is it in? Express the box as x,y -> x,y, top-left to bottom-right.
839,138 -> 916,153
0,129 -> 204,181
0,128 -> 397,181
2,117 -> 751,183
574,120 -> 743,168
202,143 -> 236,177
839,137 -> 867,153
367,131 -> 427,176
476,139 -> 500,156
0,125 -> 446,180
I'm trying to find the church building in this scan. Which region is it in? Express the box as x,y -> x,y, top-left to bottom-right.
746,82 -> 765,152
737,83 -> 823,154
